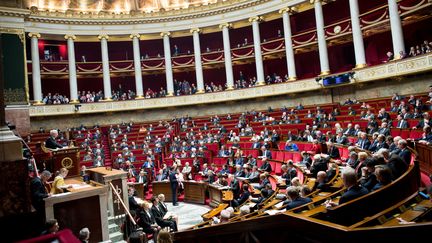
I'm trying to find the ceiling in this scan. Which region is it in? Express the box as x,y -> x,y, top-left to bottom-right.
23,0 -> 224,13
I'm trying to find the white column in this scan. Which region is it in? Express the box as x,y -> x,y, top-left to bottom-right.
191,28 -> 205,93
280,8 -> 297,80
161,32 -> 174,96
130,34 -> 144,98
65,35 -> 79,103
349,0 -> 367,68
388,0 -> 405,59
313,0 -> 330,75
98,34 -> 112,100
220,23 -> 235,90
249,16 -> 265,85
29,33 -> 43,104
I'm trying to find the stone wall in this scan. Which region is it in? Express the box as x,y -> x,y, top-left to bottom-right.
29,75 -> 431,132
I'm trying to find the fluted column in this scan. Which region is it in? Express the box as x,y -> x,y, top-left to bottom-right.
313,0 -> 330,75
220,23 -> 234,90
349,0 -> 367,68
280,8 -> 297,81
161,32 -> 174,96
65,34 -> 79,103
191,28 -> 205,93
29,33 -> 43,104
388,0 -> 405,59
130,34 -> 144,98
249,16 -> 265,85
98,34 -> 112,100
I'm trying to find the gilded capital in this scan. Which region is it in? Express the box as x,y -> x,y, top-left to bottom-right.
248,16 -> 263,23
219,23 -> 233,29
190,28 -> 201,34
130,33 -> 141,39
28,33 -> 41,39
310,0 -> 324,4
98,34 -> 109,40
279,7 -> 298,14
160,32 -> 171,37
64,34 -> 76,40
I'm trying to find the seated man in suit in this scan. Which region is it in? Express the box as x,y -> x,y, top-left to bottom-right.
325,167 -> 368,208
135,170 -> 148,194
157,194 -> 178,225
228,174 -> 240,199
45,129 -> 64,149
231,184 -> 251,208
258,157 -> 272,173
326,142 -> 340,159
315,171 -> 330,191
150,196 -> 177,232
283,186 -> 312,210
397,139 -> 412,165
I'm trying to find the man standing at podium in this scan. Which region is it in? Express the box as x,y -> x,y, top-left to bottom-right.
45,130 -> 64,149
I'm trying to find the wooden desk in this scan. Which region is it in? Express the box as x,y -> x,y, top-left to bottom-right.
184,181 -> 207,204
44,177 -> 109,242
129,182 -> 146,199
87,167 -> 128,217
208,185 -> 231,208
152,181 -> 172,202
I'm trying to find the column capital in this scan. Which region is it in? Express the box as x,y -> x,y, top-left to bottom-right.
64,34 -> 76,40
98,34 -> 109,40
248,16 -> 264,23
190,28 -> 201,34
219,23 -> 233,29
129,33 -> 141,39
160,32 -> 171,37
279,6 -> 298,14
28,32 -> 41,38
310,0 -> 328,4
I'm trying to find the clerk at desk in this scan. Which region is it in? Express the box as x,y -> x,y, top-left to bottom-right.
45,129 -> 64,149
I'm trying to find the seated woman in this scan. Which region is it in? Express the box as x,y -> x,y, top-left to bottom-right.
51,168 -> 72,194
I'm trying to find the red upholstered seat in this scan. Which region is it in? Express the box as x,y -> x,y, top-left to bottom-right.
274,161 -> 283,175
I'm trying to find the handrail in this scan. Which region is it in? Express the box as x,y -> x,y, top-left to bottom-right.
108,182 -> 137,225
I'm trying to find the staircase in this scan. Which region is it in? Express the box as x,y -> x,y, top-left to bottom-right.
102,135 -> 112,167
108,213 -> 126,243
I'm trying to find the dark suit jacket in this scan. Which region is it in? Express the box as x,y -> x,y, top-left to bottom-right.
396,120 -> 408,129
284,197 -> 312,210
158,202 -> 168,216
45,136 -> 63,149
230,179 -> 240,198
138,209 -> 157,234
236,190 -> 251,206
151,205 -> 174,229
30,177 -> 48,212
259,162 -> 272,172
327,147 -> 340,159
398,148 -> 412,165
339,185 -> 369,204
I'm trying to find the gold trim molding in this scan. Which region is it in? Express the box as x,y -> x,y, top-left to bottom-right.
64,34 -> 76,40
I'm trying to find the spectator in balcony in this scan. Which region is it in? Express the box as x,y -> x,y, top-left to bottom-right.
385,51 -> 394,62
399,50 -> 407,59
408,46 -> 417,57
173,44 -> 179,56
